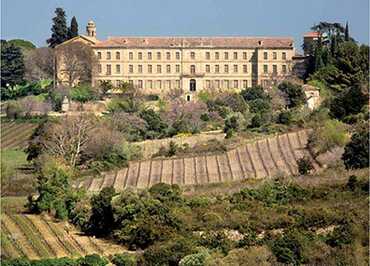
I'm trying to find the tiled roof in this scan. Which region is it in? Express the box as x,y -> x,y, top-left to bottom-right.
304,31 -> 321,38
93,36 -> 294,49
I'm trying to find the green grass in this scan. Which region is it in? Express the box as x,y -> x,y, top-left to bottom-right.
1,149 -> 28,169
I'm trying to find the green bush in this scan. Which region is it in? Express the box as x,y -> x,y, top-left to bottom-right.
198,231 -> 233,255
111,253 -> 137,266
179,249 -> 210,266
70,84 -> 98,103
342,125 -> 369,169
278,81 -> 306,108
297,157 -> 314,175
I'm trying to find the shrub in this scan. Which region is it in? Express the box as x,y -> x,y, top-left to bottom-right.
326,221 -> 354,247
278,110 -> 293,125
198,231 -> 233,255
346,175 -> 358,191
5,100 -> 24,119
342,124 -> 369,169
278,81 -> 306,108
78,254 -> 109,266
111,253 -> 137,266
179,249 -> 210,266
297,157 -> 314,175
307,119 -> 349,157
70,84 -> 98,103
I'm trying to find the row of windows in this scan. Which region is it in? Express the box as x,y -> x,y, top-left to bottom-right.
263,64 -> 288,74
97,79 -> 250,89
98,64 -> 252,75
97,50 -> 288,61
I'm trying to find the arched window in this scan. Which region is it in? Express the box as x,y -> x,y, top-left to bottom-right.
190,79 -> 196,92
187,95 -> 191,101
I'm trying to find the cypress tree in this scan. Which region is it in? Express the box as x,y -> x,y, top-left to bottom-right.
47,8 -> 68,48
345,21 -> 350,41
68,16 -> 79,39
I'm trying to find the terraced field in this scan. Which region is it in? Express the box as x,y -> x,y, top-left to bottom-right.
77,130 -> 319,192
1,214 -> 127,260
1,121 -> 38,149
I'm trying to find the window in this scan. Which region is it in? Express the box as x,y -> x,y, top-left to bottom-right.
115,64 -> 120,74
176,52 -> 180,60
224,52 -> 229,60
129,65 -> 133,73
166,65 -> 171,73
282,64 -> 287,74
166,80 -> 171,89
206,52 -> 210,60
148,52 -> 152,60
106,64 -> 111,75
166,52 -> 171,60
157,52 -> 161,60
263,52 -> 268,60
148,64 -> 153,73
233,65 -> 238,73
224,80 -> 230,89
206,80 -> 211,89
224,65 -> 229,73
215,80 -> 220,88
107,52 -> 111,60
116,51 -> 120,60
138,80 -> 143,88
243,65 -> 248,73
243,80 -> 248,88
206,65 -> 210,73
190,51 -> 195,59
263,64 -> 268,74
116,80 -> 123,87
243,52 -> 247,60
138,52 -> 143,60
157,80 -> 162,89
273,64 -> 277,74
187,95 -> 191,101
175,80 -> 180,88
273,52 -> 277,60
97,52 -> 102,59
147,80 -> 153,89
176,64 -> 180,73
129,80 -> 133,86
190,79 -> 196,91
234,80 -> 238,88
157,65 -> 162,73
190,65 -> 196,74
215,65 -> 220,73
138,65 -> 143,73
129,52 -> 133,60
215,52 -> 220,60
282,52 -> 286,60
98,64 -> 102,73
233,52 -> 238,60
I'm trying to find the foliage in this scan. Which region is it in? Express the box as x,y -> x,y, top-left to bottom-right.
25,47 -> 54,82
111,253 -> 137,266
68,16 -> 79,39
307,119 -> 349,157
47,8 -> 69,48
7,39 -> 36,54
342,124 -> 369,169
139,109 -> 168,139
2,80 -> 52,100
70,84 -> 98,103
86,187 -> 115,237
179,248 -> 210,266
1,40 -> 25,89
297,157 -> 314,175
278,81 -> 306,108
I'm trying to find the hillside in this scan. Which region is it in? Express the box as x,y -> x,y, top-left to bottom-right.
1,213 -> 127,260
1,121 -> 38,150
76,129 -> 319,192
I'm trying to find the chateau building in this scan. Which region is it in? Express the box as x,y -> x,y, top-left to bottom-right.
58,21 -> 295,100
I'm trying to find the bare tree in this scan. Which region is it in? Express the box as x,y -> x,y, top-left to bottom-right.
43,115 -> 96,167
56,42 -> 97,87
24,47 -> 54,82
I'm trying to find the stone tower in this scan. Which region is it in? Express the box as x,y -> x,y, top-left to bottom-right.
86,20 -> 96,37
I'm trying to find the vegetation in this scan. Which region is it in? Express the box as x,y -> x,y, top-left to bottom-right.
1,40 -> 25,89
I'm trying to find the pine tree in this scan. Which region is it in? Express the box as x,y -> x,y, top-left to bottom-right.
47,8 -> 68,48
1,40 -> 25,88
345,21 -> 350,41
68,16 -> 79,39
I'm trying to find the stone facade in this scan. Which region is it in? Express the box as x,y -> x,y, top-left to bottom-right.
58,21 -> 296,100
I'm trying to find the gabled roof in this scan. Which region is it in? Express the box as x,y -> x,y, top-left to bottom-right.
93,36 -> 294,49
55,35 -> 98,48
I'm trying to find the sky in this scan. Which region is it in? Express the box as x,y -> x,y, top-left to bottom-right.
1,0 -> 369,52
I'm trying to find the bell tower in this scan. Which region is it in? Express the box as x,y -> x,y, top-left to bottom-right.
86,20 -> 96,37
